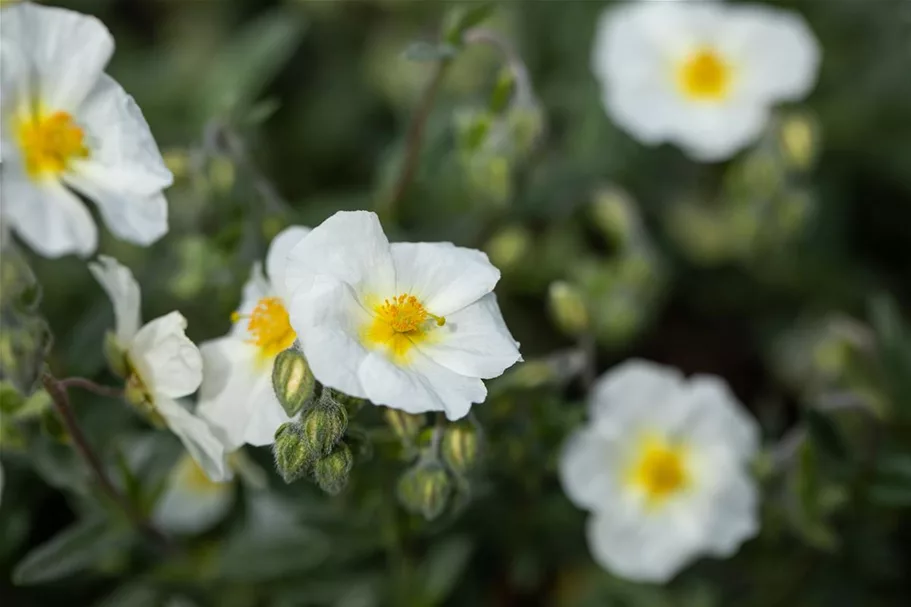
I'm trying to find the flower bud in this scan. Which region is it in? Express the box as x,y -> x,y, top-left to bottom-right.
273,422 -> 312,483
591,187 -> 638,248
778,113 -> 819,172
397,459 -> 452,521
384,408 -> 426,444
485,225 -> 531,271
300,395 -> 348,458
314,442 -> 354,495
547,281 -> 589,336
103,330 -> 128,378
442,423 -> 480,476
272,347 -> 316,417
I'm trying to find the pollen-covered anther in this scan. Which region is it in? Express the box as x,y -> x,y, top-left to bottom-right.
235,297 -> 297,358
16,111 -> 90,178
376,294 -> 444,333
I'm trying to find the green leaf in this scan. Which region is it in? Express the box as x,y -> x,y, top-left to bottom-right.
402,41 -> 459,63
804,408 -> 848,461
420,536 -> 473,604
869,483 -> 911,507
12,518 -> 130,585
868,295 -> 911,418
201,9 -> 305,118
0,381 -> 25,415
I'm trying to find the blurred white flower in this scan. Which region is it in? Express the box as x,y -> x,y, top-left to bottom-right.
0,2 -> 172,258
89,256 -> 230,481
153,453 -> 235,534
284,211 -> 521,420
559,359 -> 761,583
591,1 -> 820,161
197,226 -> 311,450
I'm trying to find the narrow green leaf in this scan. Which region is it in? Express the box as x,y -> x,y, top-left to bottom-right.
444,3 -> 495,45
12,518 -> 130,585
402,41 -> 459,63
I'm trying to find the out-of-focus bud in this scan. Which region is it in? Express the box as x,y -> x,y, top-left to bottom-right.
468,153 -> 512,207
665,201 -> 735,266
103,331 -> 128,379
590,187 -> 638,248
775,188 -> 815,239
442,423 -> 480,476
778,113 -> 819,172
397,458 -> 452,521
485,225 -> 531,271
384,408 -> 426,444
272,347 -> 316,417
591,292 -> 644,348
490,67 -> 515,113
455,109 -> 493,154
300,393 -> 348,458
314,442 -> 354,495
547,281 -> 589,337
207,154 -> 236,195
506,100 -> 545,158
162,149 -> 190,181
273,421 -> 312,483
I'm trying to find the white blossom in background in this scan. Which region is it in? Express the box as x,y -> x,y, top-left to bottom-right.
559,359 -> 761,583
284,211 -> 522,420
591,0 -> 820,161
197,226 -> 311,450
89,256 -> 230,481
0,2 -> 172,257
153,453 -> 235,534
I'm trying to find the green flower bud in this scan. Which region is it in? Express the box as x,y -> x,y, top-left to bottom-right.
778,113 -> 819,172
485,225 -> 531,271
314,443 -> 354,495
273,422 -> 312,483
272,347 -> 316,417
397,459 -> 452,521
442,423 -> 480,476
383,408 -> 426,444
300,394 -> 348,458
547,281 -> 589,336
103,331 -> 128,378
591,187 -> 638,248
207,154 -> 236,194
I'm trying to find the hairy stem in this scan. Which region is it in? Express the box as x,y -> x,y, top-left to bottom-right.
58,377 -> 123,399
42,373 -> 173,551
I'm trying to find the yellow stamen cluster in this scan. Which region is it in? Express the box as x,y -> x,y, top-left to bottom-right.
628,436 -> 690,507
677,48 -> 731,101
234,297 -> 297,360
363,293 -> 445,363
16,111 -> 90,178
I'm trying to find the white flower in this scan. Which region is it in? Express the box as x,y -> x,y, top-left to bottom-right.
284,211 -> 521,420
196,226 -> 311,450
559,360 -> 761,583
591,1 -> 820,161
89,256 -> 230,481
0,2 -> 172,258
153,453 -> 235,534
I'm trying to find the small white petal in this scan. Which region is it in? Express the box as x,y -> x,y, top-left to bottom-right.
677,374 -> 761,463
665,102 -> 770,163
88,255 -> 142,345
0,167 -> 97,258
417,293 -> 521,379
284,210 -> 395,302
66,174 -> 168,247
390,242 -> 501,316
153,454 -> 234,534
197,337 -> 293,450
698,469 -> 760,557
5,3 -> 114,111
129,312 -> 202,399
265,225 -> 311,300
588,359 -> 685,423
559,427 -> 626,512
358,349 -> 486,420
155,396 -> 230,482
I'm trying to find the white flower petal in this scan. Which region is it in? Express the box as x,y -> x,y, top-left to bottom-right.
72,73 -> 172,196
416,293 -> 521,379
197,337 -> 293,450
559,427 -> 625,512
88,255 -> 141,345
666,102 -> 769,163
358,349 -> 486,420
153,454 -> 234,534
0,167 -> 97,258
129,312 -> 202,399
5,3 -> 113,111
722,4 -> 821,103
676,374 -> 761,463
586,500 -> 705,583
266,225 -> 311,300
588,359 -> 685,423
155,397 -> 231,483
284,210 -> 394,302
698,469 -> 760,557
66,173 -> 168,247
390,242 -> 501,316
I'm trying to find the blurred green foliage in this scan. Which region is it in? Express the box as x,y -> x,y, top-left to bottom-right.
3,0 -> 911,606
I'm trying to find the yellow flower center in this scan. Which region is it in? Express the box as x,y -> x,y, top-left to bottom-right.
174,454 -> 226,494
15,110 -> 90,178
628,436 -> 689,507
362,294 -> 445,364
677,48 -> 731,101
233,297 -> 297,360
